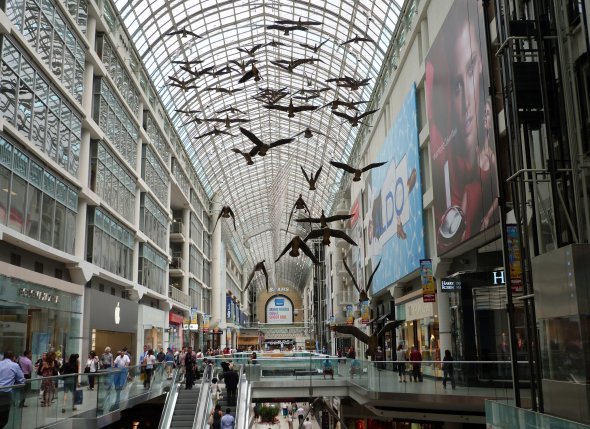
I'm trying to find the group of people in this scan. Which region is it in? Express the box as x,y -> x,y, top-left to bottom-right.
252,402 -> 310,429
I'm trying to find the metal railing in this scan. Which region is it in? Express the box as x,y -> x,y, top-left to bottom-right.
158,368 -> 180,429
169,286 -> 190,306
234,365 -> 251,429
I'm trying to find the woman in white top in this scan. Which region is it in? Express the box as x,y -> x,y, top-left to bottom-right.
396,344 -> 407,382
210,377 -> 221,403
86,351 -> 99,390
143,349 -> 157,388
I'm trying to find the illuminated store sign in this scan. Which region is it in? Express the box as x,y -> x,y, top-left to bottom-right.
18,288 -> 59,304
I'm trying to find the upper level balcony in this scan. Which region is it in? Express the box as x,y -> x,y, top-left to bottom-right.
169,220 -> 185,242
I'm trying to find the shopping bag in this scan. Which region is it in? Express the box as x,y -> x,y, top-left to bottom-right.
74,389 -> 83,405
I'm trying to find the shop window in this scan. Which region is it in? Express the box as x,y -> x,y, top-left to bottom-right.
34,261 -> 43,273
54,268 -> 62,279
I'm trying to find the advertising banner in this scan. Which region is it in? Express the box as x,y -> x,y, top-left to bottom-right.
266,296 -> 293,324
202,314 -> 209,333
345,304 -> 354,326
426,0 -> 499,254
420,259 -> 436,303
360,300 -> 370,325
506,225 -> 523,293
226,296 -> 232,322
363,86 -> 424,293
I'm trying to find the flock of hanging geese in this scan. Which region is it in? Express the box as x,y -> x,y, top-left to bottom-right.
166,16 -> 387,296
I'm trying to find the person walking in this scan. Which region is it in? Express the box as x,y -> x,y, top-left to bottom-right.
303,417 -> 313,429
442,349 -> 456,390
297,404 -> 305,426
184,348 -> 196,390
100,347 -> 113,369
39,351 -> 58,407
223,365 -> 239,406
396,344 -> 407,382
286,411 -> 294,429
165,348 -> 175,379
142,349 -> 156,388
221,408 -> 235,429
0,351 -> 25,427
59,353 -> 79,413
374,346 -> 385,370
409,345 -> 422,382
85,351 -> 99,390
18,350 -> 32,407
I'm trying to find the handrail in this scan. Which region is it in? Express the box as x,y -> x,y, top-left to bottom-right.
158,368 -> 180,429
234,366 -> 251,429
193,371 -> 212,429
234,365 -> 245,415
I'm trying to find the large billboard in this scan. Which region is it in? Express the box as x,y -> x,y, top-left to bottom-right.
265,296 -> 293,324
426,0 -> 499,254
363,85 -> 424,294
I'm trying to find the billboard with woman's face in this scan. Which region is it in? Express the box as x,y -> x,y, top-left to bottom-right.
426,0 -> 499,254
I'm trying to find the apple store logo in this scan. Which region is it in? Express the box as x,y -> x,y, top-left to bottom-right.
115,302 -> 121,325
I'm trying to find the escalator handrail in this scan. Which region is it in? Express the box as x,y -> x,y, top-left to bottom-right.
234,365 -> 251,429
193,369 -> 213,429
158,368 -> 181,429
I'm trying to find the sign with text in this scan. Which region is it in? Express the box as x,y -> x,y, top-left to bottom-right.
360,300 -> 370,325
226,296 -> 232,321
202,314 -> 209,333
420,259 -> 436,302
506,225 -> 523,292
345,304 -> 354,326
441,278 -> 462,292
265,296 -> 293,324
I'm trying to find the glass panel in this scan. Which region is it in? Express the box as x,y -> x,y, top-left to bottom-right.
40,192 -> 54,245
25,183 -> 42,240
0,166 -> 10,225
8,174 -> 26,233
53,202 -> 65,250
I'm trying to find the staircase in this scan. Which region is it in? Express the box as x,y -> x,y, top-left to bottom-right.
169,385 -> 201,428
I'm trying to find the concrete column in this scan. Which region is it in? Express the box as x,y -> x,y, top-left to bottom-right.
74,130 -> 91,259
434,258 -> 453,356
85,14 -> 97,51
182,208 -> 190,295
210,194 -> 223,345
420,18 -> 430,64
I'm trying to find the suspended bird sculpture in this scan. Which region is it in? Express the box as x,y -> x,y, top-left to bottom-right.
275,236 -> 319,265
212,65 -> 237,77
213,206 -> 236,231
204,85 -> 244,95
229,59 -> 256,73
340,34 -> 375,46
265,39 -> 287,48
180,65 -> 215,79
296,209 -> 352,228
244,260 -> 269,292
300,165 -> 323,190
171,58 -> 203,66
175,108 -> 202,115
167,76 -> 197,91
237,43 -> 265,57
262,99 -> 318,118
332,320 -> 403,357
330,160 -> 387,181
231,148 -> 256,166
216,105 -> 246,115
327,76 -> 371,91
166,27 -> 202,38
271,57 -> 322,73
195,127 -> 234,139
204,114 -> 250,128
274,17 -> 322,26
294,127 -> 325,139
239,127 -> 295,156
304,227 -> 357,246
238,62 -> 261,84
298,39 -> 329,53
333,108 -> 379,127
286,194 -> 311,235
343,259 -> 381,302
266,24 -> 308,36
323,98 -> 369,111
184,116 -> 205,126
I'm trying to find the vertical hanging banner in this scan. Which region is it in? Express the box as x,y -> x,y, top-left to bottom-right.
506,225 -> 523,293
420,259 -> 436,302
345,305 -> 354,326
360,301 -> 370,325
202,314 -> 210,333
226,295 -> 232,322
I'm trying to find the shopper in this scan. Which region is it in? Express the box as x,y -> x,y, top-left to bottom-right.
184,347 -> 196,390
39,351 -> 58,407
85,351 -> 99,390
210,403 -> 223,429
18,350 -> 33,407
442,349 -> 456,389
100,347 -> 113,369
224,365 -> 239,406
409,345 -> 422,382
303,417 -> 313,429
221,408 -> 235,429
0,351 -> 25,427
142,349 -> 156,388
396,344 -> 407,382
165,348 -> 175,378
59,353 -> 79,413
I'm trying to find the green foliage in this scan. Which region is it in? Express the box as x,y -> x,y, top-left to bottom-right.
259,405 -> 280,423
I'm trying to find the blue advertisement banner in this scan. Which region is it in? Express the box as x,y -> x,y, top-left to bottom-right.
364,85 -> 424,293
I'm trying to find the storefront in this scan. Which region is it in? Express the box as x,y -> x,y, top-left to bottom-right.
168,312 -> 184,351
139,304 -> 167,352
86,287 -> 138,360
237,334 -> 259,350
396,294 -> 439,373
0,273 -> 82,364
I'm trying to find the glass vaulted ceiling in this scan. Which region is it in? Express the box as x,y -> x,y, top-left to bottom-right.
115,0 -> 403,292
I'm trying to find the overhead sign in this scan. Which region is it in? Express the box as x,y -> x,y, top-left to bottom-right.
420,259 -> 436,302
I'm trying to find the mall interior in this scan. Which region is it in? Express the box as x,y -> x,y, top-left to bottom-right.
0,0 -> 589,428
